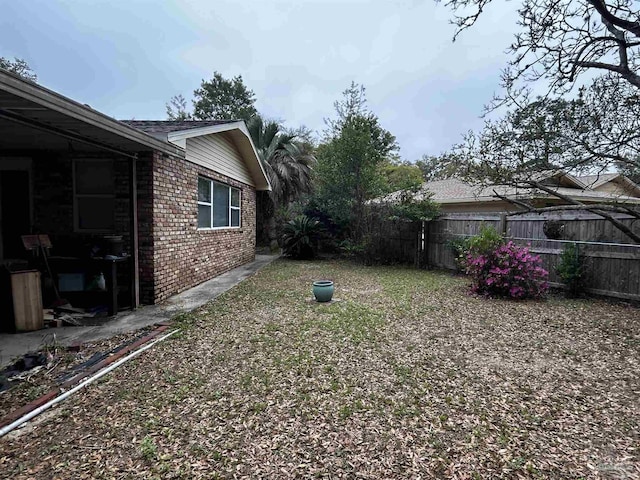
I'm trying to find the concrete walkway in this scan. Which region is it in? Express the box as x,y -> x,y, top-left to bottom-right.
0,254 -> 278,367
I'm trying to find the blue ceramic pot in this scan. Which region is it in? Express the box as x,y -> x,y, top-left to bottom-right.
312,280 -> 334,302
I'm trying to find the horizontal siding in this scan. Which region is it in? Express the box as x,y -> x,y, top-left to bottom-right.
593,182 -> 636,197
185,133 -> 254,186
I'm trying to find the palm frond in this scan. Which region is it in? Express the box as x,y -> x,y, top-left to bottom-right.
247,115 -> 316,206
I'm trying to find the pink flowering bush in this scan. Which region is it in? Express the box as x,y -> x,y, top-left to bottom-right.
466,241 -> 549,299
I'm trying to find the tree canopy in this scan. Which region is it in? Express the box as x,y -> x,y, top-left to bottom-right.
165,94 -> 190,120
453,76 -> 640,184
167,72 -> 257,121
381,160 -> 424,193
246,115 -> 316,246
0,57 -> 37,82
313,83 -> 398,237
437,0 -> 640,183
247,116 -> 315,207
416,154 -> 467,182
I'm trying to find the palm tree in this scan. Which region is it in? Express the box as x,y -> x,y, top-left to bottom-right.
246,116 -> 315,247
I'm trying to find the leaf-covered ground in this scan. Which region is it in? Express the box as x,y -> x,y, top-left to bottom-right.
1,259 -> 639,479
0,328 -> 156,419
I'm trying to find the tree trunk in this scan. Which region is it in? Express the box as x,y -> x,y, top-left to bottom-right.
266,215 -> 279,252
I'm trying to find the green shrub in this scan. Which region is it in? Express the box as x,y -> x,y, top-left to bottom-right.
449,225 -> 505,272
447,236 -> 471,272
338,238 -> 367,258
274,202 -> 305,243
466,225 -> 505,258
385,190 -> 440,223
556,242 -> 587,297
282,215 -> 321,259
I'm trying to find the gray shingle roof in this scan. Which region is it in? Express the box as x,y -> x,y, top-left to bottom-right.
378,177 -> 640,204
121,120 -> 238,135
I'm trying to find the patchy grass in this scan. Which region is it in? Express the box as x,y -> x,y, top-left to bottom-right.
1,259 -> 639,479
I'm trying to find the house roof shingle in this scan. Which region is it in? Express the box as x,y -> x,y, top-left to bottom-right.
120,120 -> 238,135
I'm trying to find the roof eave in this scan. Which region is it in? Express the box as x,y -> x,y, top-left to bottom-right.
558,172 -> 588,189
435,192 -> 640,205
0,69 -> 184,158
435,196 -> 504,204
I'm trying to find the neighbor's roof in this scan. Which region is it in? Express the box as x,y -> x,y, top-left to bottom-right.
379,178 -> 640,205
124,119 -> 271,191
413,178 -> 474,201
529,170 -> 587,189
577,174 -> 620,189
577,173 -> 640,197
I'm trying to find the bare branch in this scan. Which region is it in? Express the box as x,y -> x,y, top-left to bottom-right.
520,180 -> 582,205
504,203 -> 640,218
495,181 -> 640,243
441,0 -> 640,102
586,0 -> 640,37
492,189 -> 535,211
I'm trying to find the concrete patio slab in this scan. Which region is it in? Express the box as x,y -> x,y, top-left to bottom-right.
0,254 -> 278,367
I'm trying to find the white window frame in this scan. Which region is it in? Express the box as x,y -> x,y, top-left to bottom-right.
73,158 -> 116,232
197,176 -> 241,230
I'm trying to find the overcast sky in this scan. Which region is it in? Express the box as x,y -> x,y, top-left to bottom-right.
1,0 -> 519,161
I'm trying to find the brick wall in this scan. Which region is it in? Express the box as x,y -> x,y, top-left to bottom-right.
29,151 -> 257,305
136,153 -> 155,304
148,152 -> 256,303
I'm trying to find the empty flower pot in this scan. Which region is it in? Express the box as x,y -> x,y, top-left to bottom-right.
312,280 -> 334,303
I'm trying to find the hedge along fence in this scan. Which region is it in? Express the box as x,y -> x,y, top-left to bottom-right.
425,214 -> 640,301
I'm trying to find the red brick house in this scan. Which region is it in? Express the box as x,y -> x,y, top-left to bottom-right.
0,70 -> 270,313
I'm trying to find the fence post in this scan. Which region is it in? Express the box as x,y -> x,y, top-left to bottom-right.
499,213 -> 508,236
423,221 -> 430,269
414,222 -> 420,269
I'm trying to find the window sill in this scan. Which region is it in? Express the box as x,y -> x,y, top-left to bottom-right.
197,227 -> 244,233
74,229 -> 116,234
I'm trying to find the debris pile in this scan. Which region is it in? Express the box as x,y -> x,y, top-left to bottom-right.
0,352 -> 51,392
43,303 -> 109,329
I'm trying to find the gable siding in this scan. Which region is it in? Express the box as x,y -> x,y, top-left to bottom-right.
594,182 -> 639,198
185,133 -> 254,186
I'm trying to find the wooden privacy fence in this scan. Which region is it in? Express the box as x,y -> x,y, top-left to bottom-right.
364,218 -> 423,266
425,214 -> 640,301
428,212 -> 640,244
